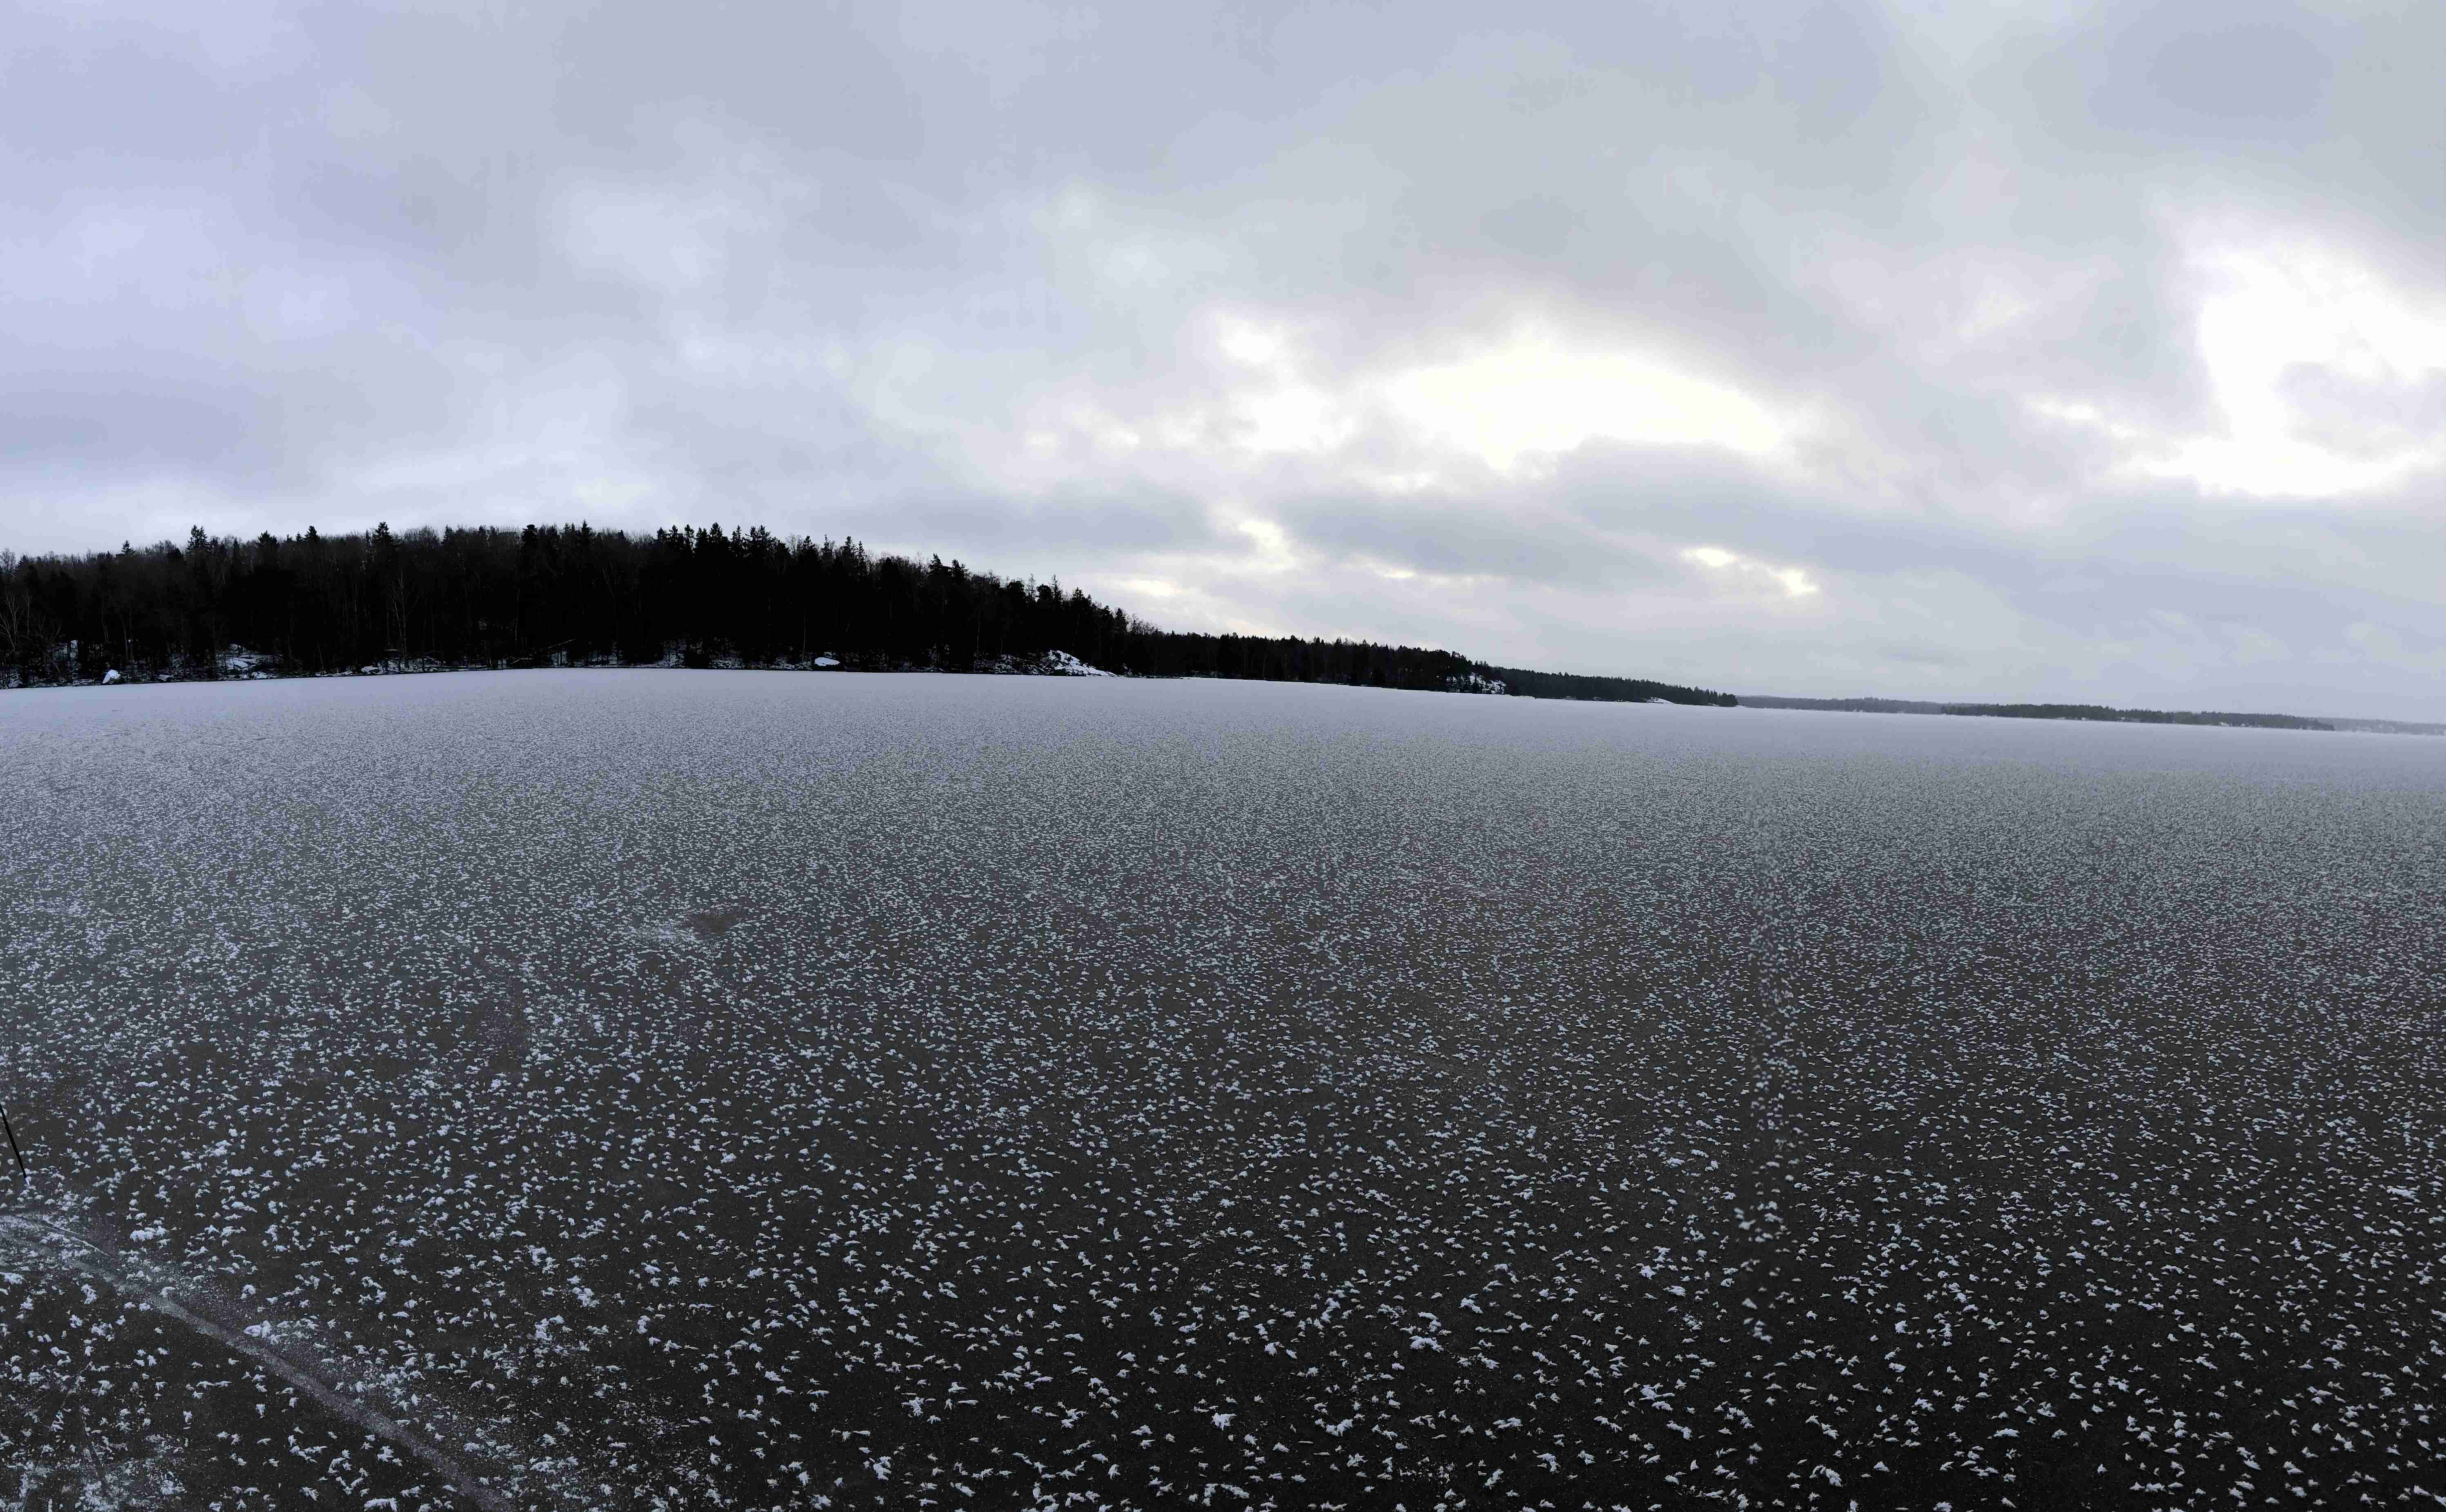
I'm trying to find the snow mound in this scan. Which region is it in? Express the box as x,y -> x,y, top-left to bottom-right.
1041,650 -> 1114,677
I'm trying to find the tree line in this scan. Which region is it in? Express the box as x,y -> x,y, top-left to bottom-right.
1741,694 -> 2344,730
1940,703 -> 2330,731
0,522 -> 1736,705
1487,665 -> 1737,707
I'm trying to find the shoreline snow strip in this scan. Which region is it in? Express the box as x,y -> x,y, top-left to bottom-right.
0,1213 -> 520,1512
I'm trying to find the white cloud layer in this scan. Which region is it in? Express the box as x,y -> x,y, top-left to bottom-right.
1,0 -> 2441,715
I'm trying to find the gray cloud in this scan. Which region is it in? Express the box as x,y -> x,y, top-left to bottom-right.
2053,1 -> 2343,145
2,0 -> 2442,715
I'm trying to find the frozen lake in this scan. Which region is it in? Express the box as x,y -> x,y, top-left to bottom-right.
3,670 -> 2442,1509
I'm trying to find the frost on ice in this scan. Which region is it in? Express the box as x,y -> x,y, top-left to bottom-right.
0,670 -> 2441,1508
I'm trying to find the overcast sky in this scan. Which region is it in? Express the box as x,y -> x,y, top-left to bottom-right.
5,1 -> 2442,713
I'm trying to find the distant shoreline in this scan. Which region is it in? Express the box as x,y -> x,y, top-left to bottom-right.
13,653 -> 2442,737
1735,694 -> 2446,737
5,521 -> 2429,730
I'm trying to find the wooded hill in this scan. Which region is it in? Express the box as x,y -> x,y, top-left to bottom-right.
0,522 -> 1736,706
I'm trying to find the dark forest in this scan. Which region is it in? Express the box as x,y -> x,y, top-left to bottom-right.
0,522 -> 1737,706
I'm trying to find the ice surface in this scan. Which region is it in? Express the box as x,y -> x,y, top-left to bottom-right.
1,672 -> 2443,1508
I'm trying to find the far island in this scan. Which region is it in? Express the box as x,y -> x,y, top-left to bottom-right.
1737,695 -> 2445,735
